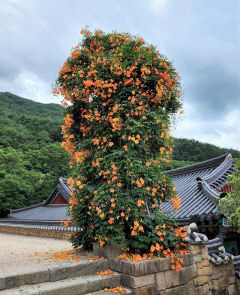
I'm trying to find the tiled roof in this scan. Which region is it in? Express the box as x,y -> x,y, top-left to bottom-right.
2,177 -> 71,224
7,204 -> 69,223
44,177 -> 72,205
162,153 -> 234,222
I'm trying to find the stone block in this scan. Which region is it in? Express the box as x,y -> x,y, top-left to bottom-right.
182,254 -> 193,266
226,269 -> 235,277
198,267 -> 212,276
221,275 -> 235,289
0,277 -> 6,291
210,272 -> 222,280
212,264 -> 227,272
202,284 -> 209,294
195,276 -> 210,286
165,280 -> 195,295
164,269 -> 180,288
202,259 -> 210,267
165,284 -> 186,295
31,277 -> 88,295
210,278 -> 219,290
228,276 -> 236,285
3,268 -> 49,290
88,274 -> 121,292
49,260 -> 109,281
93,244 -> 124,259
132,284 -> 156,295
187,244 -> 200,252
227,284 -> 235,295
192,249 -> 201,255
110,258 -> 174,276
179,265 -> 197,285
193,254 -> 203,264
237,280 -> 240,294
202,251 -> 209,260
194,286 -> 204,295
155,272 -> 166,291
156,258 -> 172,272
109,259 -> 158,276
121,273 -> 154,288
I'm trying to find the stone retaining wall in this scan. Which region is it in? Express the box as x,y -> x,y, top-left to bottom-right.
1,223 -> 239,294
0,224 -> 72,240
109,243 -> 239,295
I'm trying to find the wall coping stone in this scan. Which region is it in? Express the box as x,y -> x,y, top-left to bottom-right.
109,254 -> 192,277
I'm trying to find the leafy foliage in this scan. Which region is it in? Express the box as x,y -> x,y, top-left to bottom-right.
218,159 -> 240,231
55,29 -> 187,264
173,138 -> 240,162
0,92 -> 71,217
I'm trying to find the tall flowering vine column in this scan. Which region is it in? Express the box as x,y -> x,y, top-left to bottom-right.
54,29 -> 187,271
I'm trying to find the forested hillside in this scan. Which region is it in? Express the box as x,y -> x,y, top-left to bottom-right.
173,138 -> 240,162
0,92 -> 239,216
0,92 -> 71,216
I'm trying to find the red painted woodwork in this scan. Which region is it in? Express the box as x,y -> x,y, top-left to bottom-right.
52,194 -> 67,205
219,184 -> 233,194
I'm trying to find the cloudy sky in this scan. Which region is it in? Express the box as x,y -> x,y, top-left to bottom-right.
0,0 -> 239,150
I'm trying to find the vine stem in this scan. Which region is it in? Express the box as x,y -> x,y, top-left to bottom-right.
145,201 -> 151,219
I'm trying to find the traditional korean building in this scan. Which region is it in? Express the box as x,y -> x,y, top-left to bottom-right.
162,152 -> 239,255
0,153 -> 238,253
1,177 -> 71,225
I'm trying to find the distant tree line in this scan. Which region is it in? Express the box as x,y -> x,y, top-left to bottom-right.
172,138 -> 240,162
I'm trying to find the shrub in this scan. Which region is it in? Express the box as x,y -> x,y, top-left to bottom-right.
218,159 -> 240,231
54,29 -> 186,266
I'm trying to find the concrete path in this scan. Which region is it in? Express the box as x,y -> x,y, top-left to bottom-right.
0,233 -> 73,275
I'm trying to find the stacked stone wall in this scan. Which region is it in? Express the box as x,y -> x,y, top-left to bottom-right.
0,224 -> 72,240
109,243 -> 239,295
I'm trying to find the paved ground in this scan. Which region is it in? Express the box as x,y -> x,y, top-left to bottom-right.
0,233 -> 73,275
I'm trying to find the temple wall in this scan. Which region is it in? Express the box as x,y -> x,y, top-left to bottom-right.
109,243 -> 239,295
0,224 -> 72,240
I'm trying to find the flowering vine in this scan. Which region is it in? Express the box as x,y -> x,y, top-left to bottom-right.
54,29 -> 186,270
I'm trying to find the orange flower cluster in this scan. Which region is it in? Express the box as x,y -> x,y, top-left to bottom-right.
118,246 -> 188,272
54,29 -> 184,260
104,287 -> 127,294
117,252 -> 154,262
45,248 -> 81,263
96,269 -> 115,277
45,249 -> 104,264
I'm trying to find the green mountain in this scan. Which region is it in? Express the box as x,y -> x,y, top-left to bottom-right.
0,92 -> 70,217
0,92 -> 64,117
0,92 -> 239,216
0,92 -> 64,149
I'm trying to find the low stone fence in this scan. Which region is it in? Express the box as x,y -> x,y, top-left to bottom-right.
108,243 -> 239,295
0,223 -> 73,240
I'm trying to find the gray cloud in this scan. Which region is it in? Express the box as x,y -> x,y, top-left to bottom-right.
0,0 -> 239,149
186,64 -> 240,120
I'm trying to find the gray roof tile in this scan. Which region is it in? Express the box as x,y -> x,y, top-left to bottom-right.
162,153 -> 234,221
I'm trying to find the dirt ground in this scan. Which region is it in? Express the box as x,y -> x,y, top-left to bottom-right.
0,233 -> 73,275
